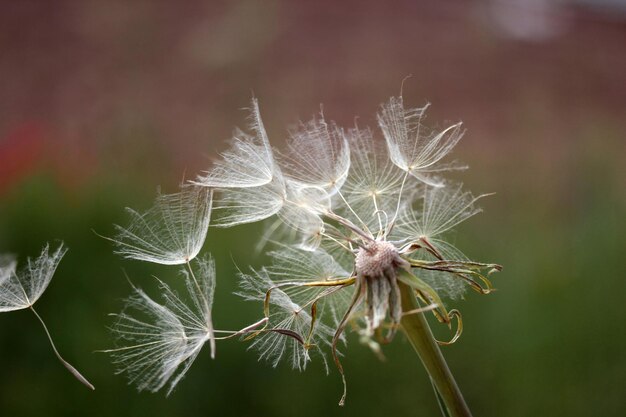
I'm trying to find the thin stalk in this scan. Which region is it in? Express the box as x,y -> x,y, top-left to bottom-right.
29,306 -> 95,390
325,211 -> 374,243
335,187 -> 372,236
398,283 -> 472,417
385,170 -> 409,238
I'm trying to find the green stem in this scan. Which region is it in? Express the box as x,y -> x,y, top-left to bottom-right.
399,282 -> 472,417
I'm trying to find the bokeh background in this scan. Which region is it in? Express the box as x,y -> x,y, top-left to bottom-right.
1,1 -> 624,416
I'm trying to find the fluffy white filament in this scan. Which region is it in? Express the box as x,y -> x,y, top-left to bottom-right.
0,244 -> 66,312
393,183 -> 487,243
378,96 -> 464,187
105,256 -> 216,396
113,186 -> 212,265
193,99 -> 276,188
279,114 -> 351,193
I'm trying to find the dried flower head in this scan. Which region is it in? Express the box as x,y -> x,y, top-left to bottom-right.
107,95 -> 501,407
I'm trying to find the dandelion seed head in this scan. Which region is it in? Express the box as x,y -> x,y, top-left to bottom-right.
218,95 -> 497,369
108,94 -> 500,400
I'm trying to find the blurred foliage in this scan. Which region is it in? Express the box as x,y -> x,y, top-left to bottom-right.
0,133 -> 623,416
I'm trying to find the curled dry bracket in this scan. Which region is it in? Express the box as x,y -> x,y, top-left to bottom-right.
247,277 -> 357,347
249,262 -> 477,407
408,257 -> 502,295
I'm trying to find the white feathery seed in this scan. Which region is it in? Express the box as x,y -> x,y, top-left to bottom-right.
113,186 -> 212,265
279,114 -> 351,193
378,96 -> 464,187
0,244 -> 95,390
105,256 -> 216,396
0,244 -> 66,312
193,99 -> 276,189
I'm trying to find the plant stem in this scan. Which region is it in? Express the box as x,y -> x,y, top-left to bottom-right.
399,282 -> 472,417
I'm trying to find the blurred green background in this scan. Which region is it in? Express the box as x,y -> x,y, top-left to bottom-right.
1,1 -> 624,416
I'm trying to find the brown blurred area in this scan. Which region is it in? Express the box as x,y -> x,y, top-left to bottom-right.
1,0 -> 624,192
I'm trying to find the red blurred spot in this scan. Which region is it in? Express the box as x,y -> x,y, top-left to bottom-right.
0,123 -> 46,193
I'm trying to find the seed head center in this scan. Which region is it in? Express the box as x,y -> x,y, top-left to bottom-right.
355,241 -> 399,277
